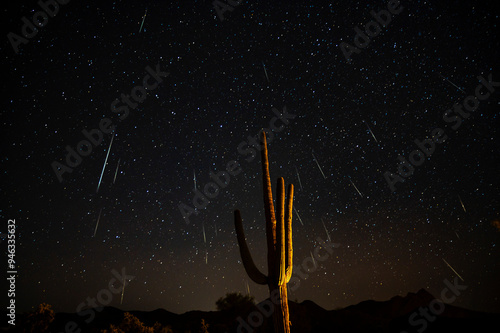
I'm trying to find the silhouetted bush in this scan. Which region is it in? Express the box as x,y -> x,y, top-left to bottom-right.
22,303 -> 55,333
198,318 -> 209,333
215,292 -> 255,316
101,312 -> 173,333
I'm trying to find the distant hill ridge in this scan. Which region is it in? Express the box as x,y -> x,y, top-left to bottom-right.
3,289 -> 498,332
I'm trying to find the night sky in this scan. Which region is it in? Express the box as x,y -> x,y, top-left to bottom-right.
2,0 -> 499,317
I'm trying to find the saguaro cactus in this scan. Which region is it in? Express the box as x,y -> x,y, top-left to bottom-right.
234,131 -> 294,333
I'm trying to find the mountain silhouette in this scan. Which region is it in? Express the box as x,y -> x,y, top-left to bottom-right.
5,289 -> 499,332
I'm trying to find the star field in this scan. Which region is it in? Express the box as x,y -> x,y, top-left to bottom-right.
2,0 -> 499,316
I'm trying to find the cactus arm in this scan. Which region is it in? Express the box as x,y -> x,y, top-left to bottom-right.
276,178 -> 286,286
260,132 -> 277,276
234,210 -> 268,285
285,184 -> 294,282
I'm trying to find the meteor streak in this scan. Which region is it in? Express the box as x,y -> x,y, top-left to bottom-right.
295,166 -> 303,191
262,62 -> 269,82
364,120 -> 378,143
458,195 -> 466,213
193,169 -> 197,190
113,158 -> 120,184
442,258 -> 464,282
139,9 -> 147,33
310,251 -> 317,268
120,277 -> 126,305
293,207 -> 304,226
349,179 -> 363,198
438,73 -> 466,94
312,152 -> 326,179
202,222 -> 206,243
93,208 -> 102,237
321,218 -> 331,242
96,134 -> 115,193
245,280 -> 250,295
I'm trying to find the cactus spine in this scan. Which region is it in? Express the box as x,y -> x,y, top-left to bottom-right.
234,131 -> 294,333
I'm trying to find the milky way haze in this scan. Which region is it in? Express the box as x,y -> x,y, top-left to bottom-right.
2,0 -> 499,316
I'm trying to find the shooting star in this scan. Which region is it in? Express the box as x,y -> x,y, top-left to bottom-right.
310,251 -> 317,269
113,158 -> 121,184
93,208 -> 102,237
245,280 -> 251,295
293,207 -> 304,226
363,121 -> 378,143
295,166 -> 303,191
438,73 -> 466,94
321,218 -> 331,242
312,152 -> 327,179
193,169 -> 197,190
96,134 -> 115,193
120,277 -> 126,305
455,231 -> 460,239
262,62 -> 269,82
349,179 -> 363,198
138,8 -> 147,33
458,195 -> 467,213
202,222 -> 206,243
442,258 -> 464,282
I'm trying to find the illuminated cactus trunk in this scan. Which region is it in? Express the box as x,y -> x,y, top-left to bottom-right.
234,131 -> 294,333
